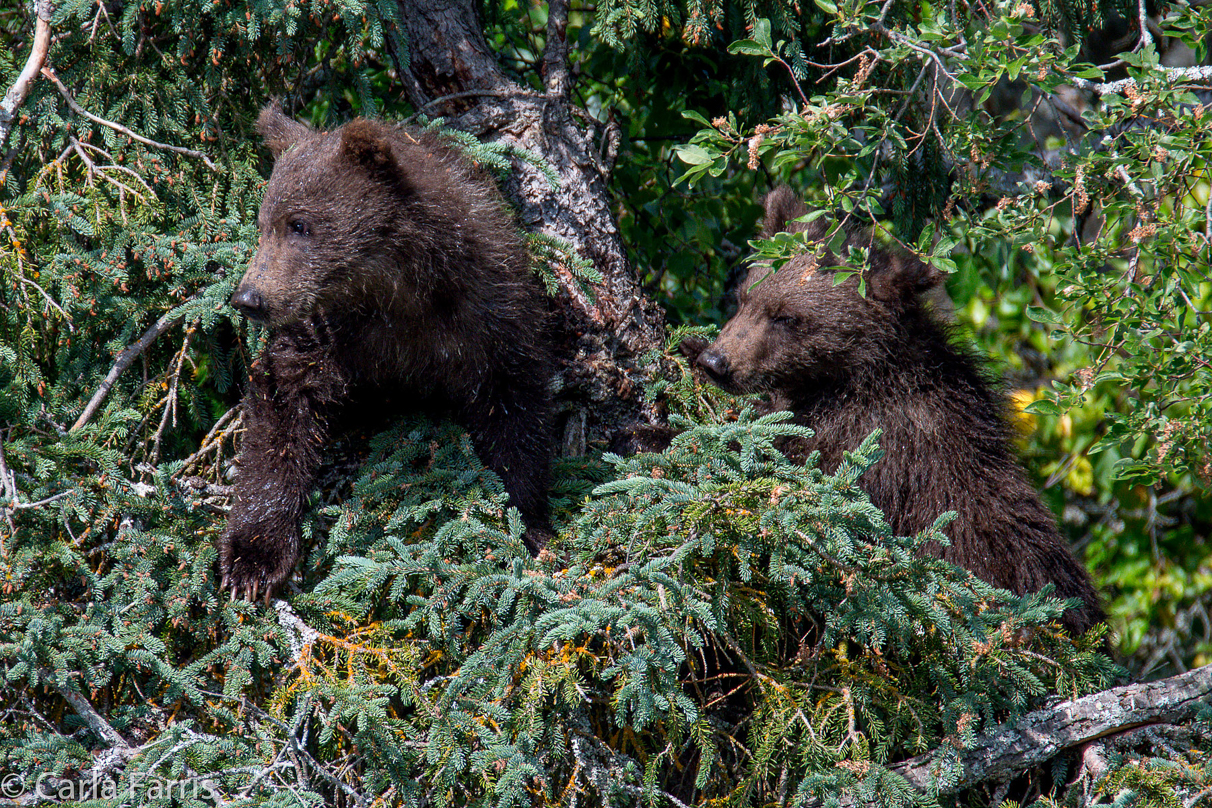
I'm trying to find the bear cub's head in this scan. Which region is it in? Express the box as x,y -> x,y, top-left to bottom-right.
231,105 -> 418,328
696,187 -> 942,403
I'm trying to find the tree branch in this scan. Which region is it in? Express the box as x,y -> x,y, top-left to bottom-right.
543,0 -> 571,100
1071,65 -> 1212,95
274,599 -> 320,667
0,0 -> 52,150
37,667 -> 131,752
70,310 -> 186,432
890,664 -> 1212,797
41,67 -> 218,170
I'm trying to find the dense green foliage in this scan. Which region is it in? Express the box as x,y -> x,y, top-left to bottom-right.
2,399 -> 1123,805
1,0 -> 1210,804
661,4 -> 1212,671
561,1 -> 1212,676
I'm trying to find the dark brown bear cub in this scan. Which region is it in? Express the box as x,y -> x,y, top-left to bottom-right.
219,105 -> 553,601
694,187 -> 1102,635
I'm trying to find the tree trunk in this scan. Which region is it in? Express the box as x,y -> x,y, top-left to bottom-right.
395,0 -> 669,456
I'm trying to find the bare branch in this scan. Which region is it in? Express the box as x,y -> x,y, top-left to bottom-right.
0,0 -> 53,150
0,437 -> 70,544
0,437 -> 16,536
3,260 -> 72,324
37,667 -> 132,751
70,310 -> 187,432
891,664 -> 1212,796
1205,179 -> 1212,247
807,665 -> 1212,807
41,67 -> 217,170
243,701 -> 371,808
543,0 -> 571,100
1072,65 -> 1212,95
1136,0 -> 1153,51
150,323 -> 195,463
174,406 -> 241,479
274,599 -> 320,666
0,437 -> 17,506
11,491 -> 72,510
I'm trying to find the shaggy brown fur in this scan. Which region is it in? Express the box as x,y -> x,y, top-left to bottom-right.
691,187 -> 1103,635
219,105 -> 553,601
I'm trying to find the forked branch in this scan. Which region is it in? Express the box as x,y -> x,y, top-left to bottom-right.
71,310 -> 187,432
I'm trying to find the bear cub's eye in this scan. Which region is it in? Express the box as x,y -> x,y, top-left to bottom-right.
772,314 -> 801,329
287,219 -> 311,237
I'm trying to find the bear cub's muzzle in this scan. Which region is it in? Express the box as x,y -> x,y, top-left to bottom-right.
696,348 -> 734,388
230,285 -> 269,322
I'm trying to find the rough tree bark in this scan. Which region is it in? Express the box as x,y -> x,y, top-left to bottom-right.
819,664 -> 1212,806
393,0 -> 670,455
0,0 -> 53,155
896,663 -> 1212,794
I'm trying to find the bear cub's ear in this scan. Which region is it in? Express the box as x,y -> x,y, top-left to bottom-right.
339,119 -> 412,193
761,185 -> 812,237
867,254 -> 942,306
257,102 -> 311,159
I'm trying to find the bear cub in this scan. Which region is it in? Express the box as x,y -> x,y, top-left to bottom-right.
692,187 -> 1103,635
219,104 -> 553,601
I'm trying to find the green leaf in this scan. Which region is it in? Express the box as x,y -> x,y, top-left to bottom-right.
674,145 -> 715,166
933,256 -> 957,274
753,17 -> 773,48
1024,398 -> 1064,416
956,73 -> 990,91
728,39 -> 771,57
1111,458 -> 1158,481
1026,306 -> 1064,325
934,234 -> 960,257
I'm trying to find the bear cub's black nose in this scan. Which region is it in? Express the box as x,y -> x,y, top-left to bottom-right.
697,350 -> 730,383
231,287 -> 268,321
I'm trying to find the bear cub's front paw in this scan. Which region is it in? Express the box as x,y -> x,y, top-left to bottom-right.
217,524 -> 300,603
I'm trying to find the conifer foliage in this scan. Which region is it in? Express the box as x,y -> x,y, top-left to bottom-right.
2,397 -> 1121,805
1,0 -> 1210,804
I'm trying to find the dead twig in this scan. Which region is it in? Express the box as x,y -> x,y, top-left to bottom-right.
41,66 -> 217,170
61,136 -> 157,225
175,406 -> 241,479
150,322 -> 195,463
70,309 -> 187,432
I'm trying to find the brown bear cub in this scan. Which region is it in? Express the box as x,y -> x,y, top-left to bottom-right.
219,105 -> 553,601
692,187 -> 1103,635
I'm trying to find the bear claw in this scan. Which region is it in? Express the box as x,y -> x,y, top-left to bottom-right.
217,527 -> 298,604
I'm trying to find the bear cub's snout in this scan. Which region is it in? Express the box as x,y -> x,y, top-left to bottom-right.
695,349 -> 731,386
230,285 -> 268,321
